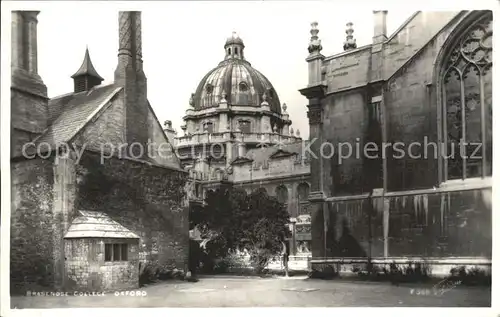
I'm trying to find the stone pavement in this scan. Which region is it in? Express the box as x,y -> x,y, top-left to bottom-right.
10,276 -> 491,308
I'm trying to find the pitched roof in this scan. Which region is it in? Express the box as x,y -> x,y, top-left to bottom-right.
35,84 -> 122,148
64,210 -> 139,239
71,48 -> 104,81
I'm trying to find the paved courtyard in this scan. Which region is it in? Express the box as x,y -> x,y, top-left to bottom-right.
11,276 -> 491,308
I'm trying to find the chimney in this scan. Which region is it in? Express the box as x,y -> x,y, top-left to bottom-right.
11,11 -> 48,157
373,11 -> 388,44
11,11 -> 47,96
12,11 -> 39,74
114,11 -> 149,159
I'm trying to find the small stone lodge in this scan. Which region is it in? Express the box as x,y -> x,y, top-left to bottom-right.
64,211 -> 140,291
10,11 -> 189,294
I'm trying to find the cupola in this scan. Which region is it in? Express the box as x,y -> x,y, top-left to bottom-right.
71,47 -> 104,93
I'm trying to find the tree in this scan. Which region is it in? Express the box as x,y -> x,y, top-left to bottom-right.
194,187 -> 290,274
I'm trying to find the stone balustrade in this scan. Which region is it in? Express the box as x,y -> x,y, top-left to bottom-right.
176,132 -> 302,147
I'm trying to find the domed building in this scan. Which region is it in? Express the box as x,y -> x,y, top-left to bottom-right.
171,32 -> 313,260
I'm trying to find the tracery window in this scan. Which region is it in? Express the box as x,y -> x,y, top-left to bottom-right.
442,14 -> 492,181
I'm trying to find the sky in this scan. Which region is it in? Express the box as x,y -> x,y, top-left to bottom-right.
31,2 -> 415,139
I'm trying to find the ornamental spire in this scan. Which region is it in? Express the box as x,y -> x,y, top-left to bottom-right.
71,47 -> 104,93
343,22 -> 357,51
308,22 -> 323,54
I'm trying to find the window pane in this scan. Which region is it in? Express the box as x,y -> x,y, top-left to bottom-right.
444,68 -> 463,180
105,244 -> 112,262
121,244 -> 128,261
484,68 -> 492,176
113,244 -> 121,261
463,64 -> 482,178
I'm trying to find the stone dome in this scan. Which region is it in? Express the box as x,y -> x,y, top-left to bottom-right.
192,33 -> 282,114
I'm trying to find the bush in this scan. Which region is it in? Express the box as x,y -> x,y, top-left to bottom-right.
249,249 -> 274,275
381,261 -> 430,284
308,265 -> 338,279
139,262 -> 186,286
449,266 -> 491,286
139,263 -> 158,286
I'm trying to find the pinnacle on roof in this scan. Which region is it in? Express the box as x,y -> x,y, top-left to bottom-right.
71,47 -> 104,81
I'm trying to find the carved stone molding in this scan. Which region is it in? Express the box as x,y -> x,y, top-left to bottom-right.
307,104 -> 323,125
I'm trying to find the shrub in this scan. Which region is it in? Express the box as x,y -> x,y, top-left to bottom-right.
139,263 -> 158,286
449,266 -> 491,286
308,265 -> 338,279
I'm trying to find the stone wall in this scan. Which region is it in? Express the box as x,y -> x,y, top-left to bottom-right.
10,158 -> 55,294
64,238 -> 139,292
76,151 -> 190,273
310,188 -> 491,271
321,88 -> 369,196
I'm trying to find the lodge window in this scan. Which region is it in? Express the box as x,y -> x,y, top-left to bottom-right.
441,14 -> 492,181
104,243 -> 128,262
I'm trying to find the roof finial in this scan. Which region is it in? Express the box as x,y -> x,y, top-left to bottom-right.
282,103 -> 287,113
343,22 -> 357,51
296,129 -> 301,137
308,21 -> 323,54
290,127 -> 294,135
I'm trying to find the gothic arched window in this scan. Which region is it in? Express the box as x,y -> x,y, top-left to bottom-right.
297,182 -> 310,202
275,185 -> 289,205
441,14 -> 492,181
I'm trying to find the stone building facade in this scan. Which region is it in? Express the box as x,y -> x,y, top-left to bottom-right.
168,33 -> 313,255
10,11 -> 189,293
300,11 -> 492,276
